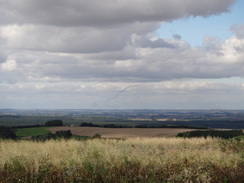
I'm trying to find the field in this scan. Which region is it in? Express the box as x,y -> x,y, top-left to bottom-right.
0,138 -> 243,182
49,127 -> 198,138
1,110 -> 244,182
15,127 -> 50,137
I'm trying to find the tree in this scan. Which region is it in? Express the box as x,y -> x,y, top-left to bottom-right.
0,126 -> 16,139
56,130 -> 72,138
45,120 -> 63,126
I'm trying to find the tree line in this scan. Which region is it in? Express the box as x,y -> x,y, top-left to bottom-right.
79,122 -> 207,129
177,130 -> 243,139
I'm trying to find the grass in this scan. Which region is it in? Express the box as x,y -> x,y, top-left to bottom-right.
0,137 -> 243,182
15,127 -> 51,137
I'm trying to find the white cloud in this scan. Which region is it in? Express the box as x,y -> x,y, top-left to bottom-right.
1,58 -> 16,71
35,84 -> 45,90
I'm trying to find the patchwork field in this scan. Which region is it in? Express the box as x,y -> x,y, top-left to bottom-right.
49,127 -> 198,138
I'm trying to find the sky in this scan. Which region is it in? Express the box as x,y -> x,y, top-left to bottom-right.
0,0 -> 244,110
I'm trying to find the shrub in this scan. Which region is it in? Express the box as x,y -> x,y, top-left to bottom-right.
93,134 -> 101,138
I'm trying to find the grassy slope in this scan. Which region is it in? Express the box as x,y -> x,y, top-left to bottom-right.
15,127 -> 51,137
0,138 -> 243,182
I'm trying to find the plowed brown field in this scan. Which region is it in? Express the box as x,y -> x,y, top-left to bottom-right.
49,127 -> 197,138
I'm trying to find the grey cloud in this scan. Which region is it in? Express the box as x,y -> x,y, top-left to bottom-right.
234,46 -> 244,53
140,38 -> 176,48
88,45 -> 138,61
0,38 -> 9,63
172,34 -> 181,40
0,69 -> 26,84
231,24 -> 244,39
0,25 -> 127,53
0,0 -> 237,56
5,40 -> 243,84
1,80 -> 244,109
0,22 -> 159,53
0,0 -> 236,26
0,49 -> 7,63
0,0 -> 241,83
202,36 -> 222,50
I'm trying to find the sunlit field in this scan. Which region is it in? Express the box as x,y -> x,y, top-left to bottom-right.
0,138 -> 243,182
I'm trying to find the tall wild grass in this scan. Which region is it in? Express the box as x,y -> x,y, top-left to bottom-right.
0,137 -> 243,182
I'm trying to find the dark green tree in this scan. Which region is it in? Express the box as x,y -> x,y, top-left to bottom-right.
45,120 -> 63,126
0,126 -> 16,139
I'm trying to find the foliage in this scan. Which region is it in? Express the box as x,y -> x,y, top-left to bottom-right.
31,133 -> 55,141
80,122 -> 206,129
12,124 -> 42,129
55,130 -> 72,138
31,130 -> 72,141
0,126 -> 16,139
233,135 -> 244,141
177,130 -> 244,139
80,122 -> 100,127
93,133 -> 101,138
45,120 -> 63,127
103,124 -> 128,128
0,138 -> 244,182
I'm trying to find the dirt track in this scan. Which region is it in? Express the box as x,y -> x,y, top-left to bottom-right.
49,127 -> 197,138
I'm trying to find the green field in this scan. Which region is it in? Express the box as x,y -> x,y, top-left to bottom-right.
15,127 -> 51,137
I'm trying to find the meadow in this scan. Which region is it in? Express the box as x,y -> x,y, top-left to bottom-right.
0,137 -> 243,183
15,127 -> 50,138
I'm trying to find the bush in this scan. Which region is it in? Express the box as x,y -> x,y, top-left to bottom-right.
93,134 -> 101,138
45,120 -> 63,127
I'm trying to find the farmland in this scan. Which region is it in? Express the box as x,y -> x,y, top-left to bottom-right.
0,109 -> 244,182
1,109 -> 244,129
49,127 -> 198,138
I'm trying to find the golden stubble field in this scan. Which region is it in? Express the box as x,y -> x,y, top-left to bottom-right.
49,127 -> 198,138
